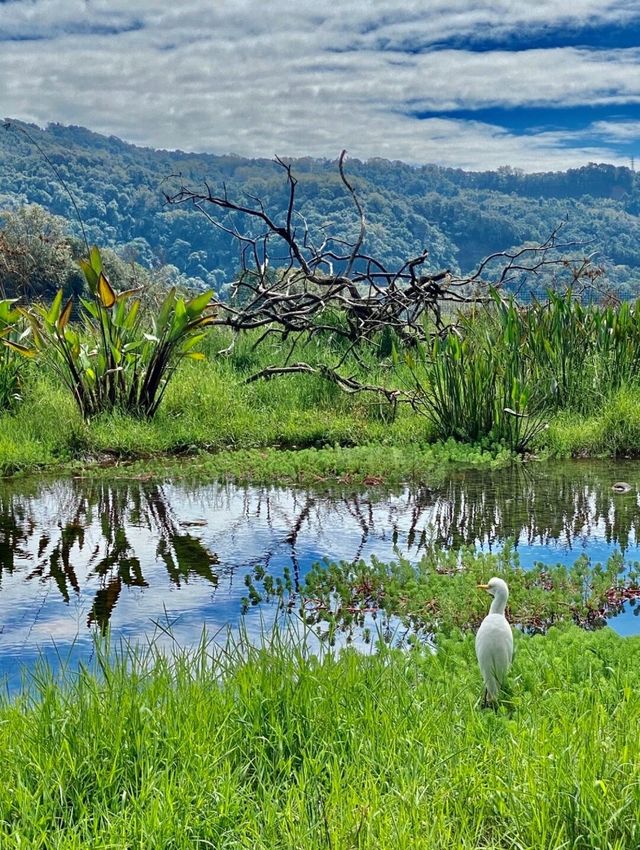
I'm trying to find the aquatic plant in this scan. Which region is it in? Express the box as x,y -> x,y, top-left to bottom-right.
405,293 -> 547,452
281,545 -> 638,643
404,290 -> 640,452
18,246 -> 215,419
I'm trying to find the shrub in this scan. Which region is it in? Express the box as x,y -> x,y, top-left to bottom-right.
21,246 -> 215,419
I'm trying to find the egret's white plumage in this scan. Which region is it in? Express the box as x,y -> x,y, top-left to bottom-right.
475,577 -> 513,705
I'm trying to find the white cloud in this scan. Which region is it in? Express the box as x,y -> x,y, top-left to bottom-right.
0,0 -> 638,170
589,120 -> 640,142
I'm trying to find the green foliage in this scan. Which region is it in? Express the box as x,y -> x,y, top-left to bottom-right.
292,546 -> 632,642
516,290 -> 640,412
406,291 -> 640,452
0,298 -> 33,409
22,246 -> 214,419
548,386 -> 640,457
1,626 -> 640,847
2,121 -> 640,297
88,440 -> 506,486
406,294 -> 548,452
0,203 -> 202,305
0,204 -> 84,300
8,287 -> 640,474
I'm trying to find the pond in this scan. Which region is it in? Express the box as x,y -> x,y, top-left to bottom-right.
1,458 -> 640,687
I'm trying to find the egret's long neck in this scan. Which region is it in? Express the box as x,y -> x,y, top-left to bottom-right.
490,590 -> 508,615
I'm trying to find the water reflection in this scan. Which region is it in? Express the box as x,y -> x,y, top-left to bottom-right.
1,459 -> 640,681
1,481 -> 220,632
417,462 -> 640,552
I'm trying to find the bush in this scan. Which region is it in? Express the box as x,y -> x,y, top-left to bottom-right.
20,246 -> 215,419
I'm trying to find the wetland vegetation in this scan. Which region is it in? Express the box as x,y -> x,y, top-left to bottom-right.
4,287 -> 640,478
2,142 -> 640,849
1,626 -> 640,849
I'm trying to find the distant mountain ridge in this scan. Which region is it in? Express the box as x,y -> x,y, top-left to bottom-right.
2,119 -> 640,296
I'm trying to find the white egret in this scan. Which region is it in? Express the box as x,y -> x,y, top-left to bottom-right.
475,577 -> 513,706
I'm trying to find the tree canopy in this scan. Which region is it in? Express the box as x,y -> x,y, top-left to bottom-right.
2,119 -> 639,299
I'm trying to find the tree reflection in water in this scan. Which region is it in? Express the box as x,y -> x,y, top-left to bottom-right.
0,459 -> 639,634
0,480 -> 220,632
407,462 -> 640,553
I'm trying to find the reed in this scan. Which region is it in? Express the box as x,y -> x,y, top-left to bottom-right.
405,290 -> 640,452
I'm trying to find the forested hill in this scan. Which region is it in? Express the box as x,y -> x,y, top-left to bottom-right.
2,119 -> 640,296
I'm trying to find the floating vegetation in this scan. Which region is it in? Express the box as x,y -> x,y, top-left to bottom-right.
259,545 -> 640,644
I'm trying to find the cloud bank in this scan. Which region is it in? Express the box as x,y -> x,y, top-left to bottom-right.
1,0 -> 638,170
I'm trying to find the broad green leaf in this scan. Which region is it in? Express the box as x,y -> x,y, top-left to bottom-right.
123,299 -> 141,329
180,333 -> 205,353
185,290 -> 214,318
123,339 -> 144,353
79,259 -> 99,294
89,245 -> 102,274
80,297 -> 99,318
157,288 -> 177,329
46,290 -> 64,326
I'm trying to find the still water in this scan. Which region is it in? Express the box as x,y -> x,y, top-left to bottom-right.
1,459 -> 640,686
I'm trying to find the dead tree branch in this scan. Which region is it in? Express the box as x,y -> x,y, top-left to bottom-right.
164,152 -> 601,401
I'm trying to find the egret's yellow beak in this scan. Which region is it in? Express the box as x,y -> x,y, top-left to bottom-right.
477,583 -> 489,590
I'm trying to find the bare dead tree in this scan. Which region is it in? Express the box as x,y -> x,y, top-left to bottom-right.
164,151 -> 600,395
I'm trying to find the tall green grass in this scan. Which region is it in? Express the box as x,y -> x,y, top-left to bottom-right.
0,328 -> 436,475
1,626 -> 639,848
406,291 -> 640,452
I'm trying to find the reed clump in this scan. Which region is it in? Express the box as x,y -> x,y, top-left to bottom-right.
404,290 -> 640,452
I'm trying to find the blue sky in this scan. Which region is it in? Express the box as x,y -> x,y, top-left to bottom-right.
1,0 -> 639,171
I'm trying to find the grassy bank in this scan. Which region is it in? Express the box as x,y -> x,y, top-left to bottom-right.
0,349 -> 508,478
4,315 -> 640,477
1,626 -> 639,848
5,365 -> 640,480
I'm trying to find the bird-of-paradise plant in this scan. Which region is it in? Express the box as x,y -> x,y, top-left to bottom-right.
17,246 -> 215,419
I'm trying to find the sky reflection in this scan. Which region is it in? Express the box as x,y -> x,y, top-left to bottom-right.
1,459 -> 640,689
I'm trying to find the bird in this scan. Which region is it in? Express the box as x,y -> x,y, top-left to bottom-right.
475,577 -> 513,707
611,482 -> 632,494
